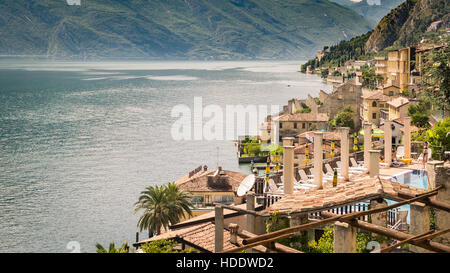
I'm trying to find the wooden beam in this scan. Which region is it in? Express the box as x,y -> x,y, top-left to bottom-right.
215,203 -> 265,217
339,187 -> 441,222
380,230 -> 434,253
411,228 -> 450,244
242,214 -> 342,245
321,211 -> 450,253
395,191 -> 450,213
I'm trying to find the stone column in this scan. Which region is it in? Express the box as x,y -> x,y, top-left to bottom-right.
363,123 -> 372,169
290,214 -> 309,237
426,161 -> 444,191
435,165 -> 450,247
282,137 -> 295,147
410,202 -> 431,253
369,150 -> 380,178
370,198 -> 388,248
314,132 -> 323,189
403,116 -> 411,159
215,205 -> 224,253
282,140 -> 295,194
339,127 -> 350,181
384,120 -> 392,167
333,221 -> 357,253
246,192 -> 255,234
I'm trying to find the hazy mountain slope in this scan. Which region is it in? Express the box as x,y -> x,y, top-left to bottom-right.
0,0 -> 373,59
365,0 -> 449,52
329,0 -> 405,24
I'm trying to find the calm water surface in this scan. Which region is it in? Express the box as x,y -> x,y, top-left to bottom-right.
0,60 -> 331,252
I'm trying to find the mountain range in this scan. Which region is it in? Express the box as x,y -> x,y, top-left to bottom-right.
329,0 -> 405,25
0,0 -> 375,60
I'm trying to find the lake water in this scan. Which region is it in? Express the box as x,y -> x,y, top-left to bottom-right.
0,60 -> 331,252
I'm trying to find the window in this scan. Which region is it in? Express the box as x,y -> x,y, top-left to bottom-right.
302,123 -> 306,129
279,123 -> 283,129
372,101 -> 377,107
294,122 -> 297,129
389,91 -> 394,96
372,113 -> 377,119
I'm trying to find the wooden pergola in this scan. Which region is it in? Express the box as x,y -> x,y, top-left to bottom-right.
217,183 -> 450,253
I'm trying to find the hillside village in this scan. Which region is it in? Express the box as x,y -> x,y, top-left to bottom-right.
130,16 -> 450,254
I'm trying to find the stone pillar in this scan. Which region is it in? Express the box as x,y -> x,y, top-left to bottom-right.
282,137 -> 295,147
333,221 -> 357,253
370,198 -> 388,248
339,127 -> 350,181
290,214 -> 309,237
403,116 -> 411,159
246,192 -> 255,234
246,193 -> 256,253
215,205 -> 224,253
254,216 -> 267,235
369,150 -> 380,178
384,120 -> 392,167
282,140 -> 295,194
313,132 -> 323,189
363,123 -> 372,169
426,161 -> 444,191
410,202 -> 431,253
435,165 -> 450,247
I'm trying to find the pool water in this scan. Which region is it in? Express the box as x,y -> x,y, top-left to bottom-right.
388,169 -> 428,190
387,170 -> 428,223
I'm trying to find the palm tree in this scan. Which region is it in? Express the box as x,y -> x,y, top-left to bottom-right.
96,242 -> 129,253
134,184 -> 193,237
165,182 -> 193,223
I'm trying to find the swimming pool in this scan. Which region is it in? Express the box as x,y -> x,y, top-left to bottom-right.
388,169 -> 428,190
387,169 -> 428,223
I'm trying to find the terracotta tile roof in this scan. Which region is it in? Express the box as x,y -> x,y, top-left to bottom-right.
294,143 -> 341,155
134,222 -> 244,252
393,117 -> 419,132
275,113 -> 329,122
387,97 -> 409,108
175,168 -> 248,193
262,177 -> 426,216
377,83 -> 400,90
297,130 -> 341,141
171,203 -> 249,229
361,91 -> 392,101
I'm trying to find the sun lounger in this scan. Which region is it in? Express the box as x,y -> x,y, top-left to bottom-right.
350,158 -> 368,172
298,169 -> 314,183
336,161 -> 364,174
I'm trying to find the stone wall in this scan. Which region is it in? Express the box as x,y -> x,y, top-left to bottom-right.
434,164 -> 450,246
305,78 -> 362,130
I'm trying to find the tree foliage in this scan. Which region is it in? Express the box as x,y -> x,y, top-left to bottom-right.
140,239 -> 196,253
422,47 -> 450,113
134,183 -> 193,237
96,242 -> 129,253
329,107 -> 355,130
426,117 -> 450,159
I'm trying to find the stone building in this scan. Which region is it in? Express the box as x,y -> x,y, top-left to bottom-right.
374,47 -> 416,91
175,166 -> 248,217
272,112 -> 329,141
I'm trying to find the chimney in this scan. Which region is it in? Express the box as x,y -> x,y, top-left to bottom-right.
203,165 -> 208,172
229,223 -> 239,245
